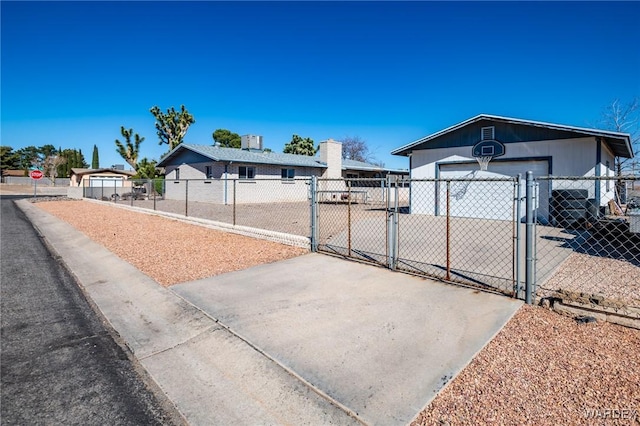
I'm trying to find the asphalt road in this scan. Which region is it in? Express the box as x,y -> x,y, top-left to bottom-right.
0,195 -> 180,425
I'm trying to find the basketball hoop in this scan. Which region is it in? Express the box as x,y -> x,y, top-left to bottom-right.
477,156 -> 492,171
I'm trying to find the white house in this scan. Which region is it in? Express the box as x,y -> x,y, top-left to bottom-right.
156,138 -> 407,204
391,114 -> 633,222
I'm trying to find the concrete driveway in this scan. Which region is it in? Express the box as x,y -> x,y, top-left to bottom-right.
173,253 -> 522,425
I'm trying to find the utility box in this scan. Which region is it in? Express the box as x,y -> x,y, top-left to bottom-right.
629,211 -> 640,234
241,135 -> 263,151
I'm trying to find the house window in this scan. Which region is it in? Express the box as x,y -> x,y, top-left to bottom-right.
205,165 -> 213,179
239,166 -> 255,179
281,168 -> 295,179
481,126 -> 495,141
175,168 -> 180,180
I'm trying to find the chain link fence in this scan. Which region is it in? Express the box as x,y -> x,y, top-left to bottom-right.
82,177 -> 313,239
535,177 -> 640,309
82,175 -> 639,309
396,177 -> 522,295
313,177 -> 523,296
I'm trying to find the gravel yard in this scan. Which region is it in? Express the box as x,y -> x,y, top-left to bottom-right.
413,305 -> 640,426
34,200 -> 307,286
539,252 -> 640,308
31,199 -> 640,425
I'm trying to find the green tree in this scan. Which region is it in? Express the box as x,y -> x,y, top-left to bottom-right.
133,157 -> 161,179
92,144 -> 100,169
15,146 -> 41,171
39,144 -> 57,158
115,127 -> 144,169
283,134 -> 316,156
212,129 -> 241,148
55,148 -> 86,177
0,146 -> 21,171
150,105 -> 195,150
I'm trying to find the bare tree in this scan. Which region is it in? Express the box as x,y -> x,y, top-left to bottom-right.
340,135 -> 373,162
599,98 -> 639,175
43,155 -> 67,182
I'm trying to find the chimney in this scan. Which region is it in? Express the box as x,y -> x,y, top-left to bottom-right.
318,139 -> 342,179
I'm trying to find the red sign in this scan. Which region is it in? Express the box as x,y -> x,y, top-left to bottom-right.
30,170 -> 43,180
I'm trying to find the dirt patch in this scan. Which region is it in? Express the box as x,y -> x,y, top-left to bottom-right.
35,200 -> 308,286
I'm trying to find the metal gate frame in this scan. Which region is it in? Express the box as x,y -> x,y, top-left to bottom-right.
312,175 -> 532,300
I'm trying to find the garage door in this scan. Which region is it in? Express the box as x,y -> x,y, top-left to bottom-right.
89,177 -> 124,187
439,160 -> 550,222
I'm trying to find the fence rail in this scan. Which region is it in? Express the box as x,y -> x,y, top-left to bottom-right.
83,175 -> 639,309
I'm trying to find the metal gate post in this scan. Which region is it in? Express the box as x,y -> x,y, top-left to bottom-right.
385,176 -> 391,267
347,180 -> 352,257
525,171 -> 534,305
392,177 -> 399,269
310,177 -> 318,252
446,180 -> 451,281
515,174 -> 522,298
387,176 -> 399,270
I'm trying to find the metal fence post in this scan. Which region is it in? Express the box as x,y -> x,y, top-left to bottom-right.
233,179 -> 237,226
515,174 -> 522,298
310,177 -> 318,252
390,176 -> 399,270
153,179 -> 157,211
525,171 -> 534,305
347,180 -> 352,257
446,180 -> 451,281
185,179 -> 189,217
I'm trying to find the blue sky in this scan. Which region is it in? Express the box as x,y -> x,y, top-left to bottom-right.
2,1 -> 639,170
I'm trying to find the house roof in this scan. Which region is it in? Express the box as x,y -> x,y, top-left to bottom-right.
391,114 -> 634,158
158,144 -> 327,168
70,168 -> 136,177
1,169 -> 26,177
157,143 -> 406,173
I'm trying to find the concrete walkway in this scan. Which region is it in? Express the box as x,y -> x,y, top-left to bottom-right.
17,199 -> 522,425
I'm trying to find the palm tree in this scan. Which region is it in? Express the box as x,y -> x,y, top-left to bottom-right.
115,126 -> 144,169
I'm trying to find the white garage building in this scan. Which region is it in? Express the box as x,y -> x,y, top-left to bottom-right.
391,114 -> 633,221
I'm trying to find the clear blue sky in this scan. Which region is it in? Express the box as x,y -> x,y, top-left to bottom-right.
2,1 -> 639,171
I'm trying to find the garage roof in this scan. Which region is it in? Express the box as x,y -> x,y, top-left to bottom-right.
70,168 -> 136,177
391,114 -> 633,158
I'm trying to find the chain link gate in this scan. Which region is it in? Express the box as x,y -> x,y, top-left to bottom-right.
314,176 -> 523,297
